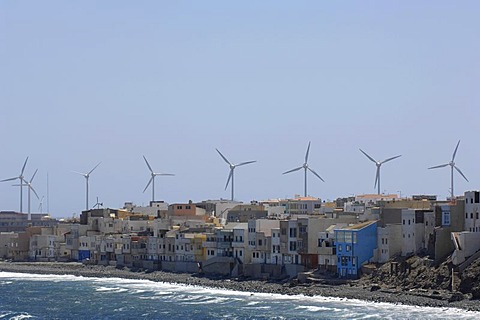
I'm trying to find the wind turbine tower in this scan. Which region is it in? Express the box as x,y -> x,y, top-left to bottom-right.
359,149 -> 401,195
216,148 -> 256,201
428,140 -> 468,200
73,162 -> 101,210
1,157 -> 29,213
142,156 -> 175,202
283,142 -> 324,197
13,169 -> 39,220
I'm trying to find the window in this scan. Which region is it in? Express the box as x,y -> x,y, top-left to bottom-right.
289,228 -> 297,237
345,232 -> 352,243
338,244 -> 342,251
403,219 -> 405,225
442,210 -> 451,226
408,219 -> 411,225
289,241 -> 297,251
346,245 -> 351,252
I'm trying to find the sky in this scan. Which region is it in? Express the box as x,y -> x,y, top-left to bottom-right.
1,1 -> 479,218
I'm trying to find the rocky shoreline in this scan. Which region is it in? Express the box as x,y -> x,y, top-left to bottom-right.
1,261 -> 479,312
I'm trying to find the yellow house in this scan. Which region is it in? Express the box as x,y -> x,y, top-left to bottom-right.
193,233 -> 207,261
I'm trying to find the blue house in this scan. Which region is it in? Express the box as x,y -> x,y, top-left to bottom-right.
335,221 -> 377,279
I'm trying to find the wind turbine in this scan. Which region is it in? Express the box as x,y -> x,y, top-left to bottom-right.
13,169 -> 39,219
428,140 -> 468,200
1,157 -> 29,213
38,196 -> 45,214
216,148 -> 256,201
143,156 -> 174,202
359,149 -> 401,195
283,142 -> 324,197
73,162 -> 101,211
93,196 -> 103,209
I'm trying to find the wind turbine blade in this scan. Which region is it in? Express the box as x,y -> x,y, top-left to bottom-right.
143,177 -> 153,193
428,163 -> 449,170
20,157 -> 29,175
30,186 -> 40,200
225,169 -> 233,190
216,148 -> 231,165
454,166 -> 469,182
88,162 -> 101,175
452,140 -> 461,161
374,167 -> 380,188
72,171 -> 86,176
381,155 -> 402,164
0,177 -> 18,182
156,173 -> 175,176
236,160 -> 256,167
143,155 -> 154,173
308,167 -> 325,182
30,169 -> 38,183
359,149 -> 377,163
282,166 -> 303,175
305,141 -> 311,163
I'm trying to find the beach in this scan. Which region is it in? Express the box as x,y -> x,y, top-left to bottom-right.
1,261 -> 478,312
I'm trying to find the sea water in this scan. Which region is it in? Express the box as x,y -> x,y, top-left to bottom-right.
0,272 -> 478,320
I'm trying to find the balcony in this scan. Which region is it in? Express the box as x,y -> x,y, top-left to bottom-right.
318,247 -> 336,255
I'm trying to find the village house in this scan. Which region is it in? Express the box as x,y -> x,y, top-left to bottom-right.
335,220 -> 377,279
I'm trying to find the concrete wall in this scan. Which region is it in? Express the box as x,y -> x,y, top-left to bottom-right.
434,202 -> 465,261
452,231 -> 480,265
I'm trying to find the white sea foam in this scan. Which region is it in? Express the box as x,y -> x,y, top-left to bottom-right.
95,286 -> 122,292
9,314 -> 33,320
2,271 -> 480,319
296,305 -> 341,312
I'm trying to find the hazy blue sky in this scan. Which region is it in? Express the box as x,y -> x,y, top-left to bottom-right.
1,1 -> 479,217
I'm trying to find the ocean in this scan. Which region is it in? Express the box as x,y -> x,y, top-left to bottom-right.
0,272 -> 478,320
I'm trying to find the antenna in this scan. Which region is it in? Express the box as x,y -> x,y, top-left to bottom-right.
216,148 -> 256,201
359,148 -> 401,195
47,172 -> 49,214
282,141 -> 324,197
